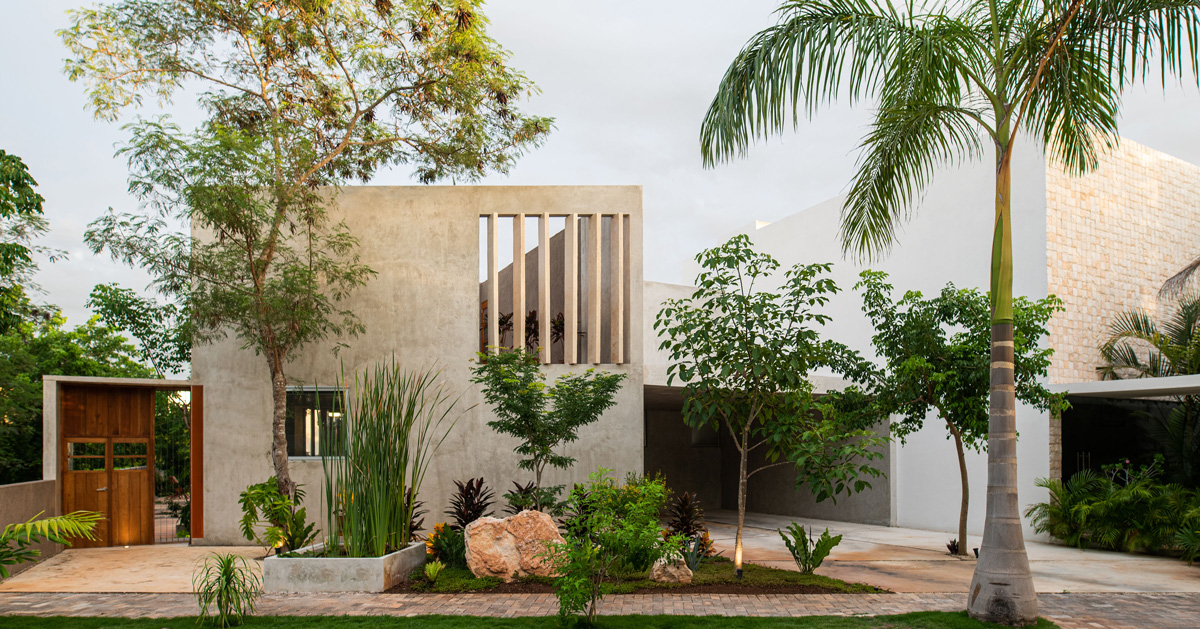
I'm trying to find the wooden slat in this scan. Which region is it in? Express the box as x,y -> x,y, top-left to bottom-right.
538,213 -> 551,364
487,213 -> 500,354
588,213 -> 602,365
513,213 -> 526,351
564,214 -> 579,364
191,385 -> 204,540
609,214 -> 625,364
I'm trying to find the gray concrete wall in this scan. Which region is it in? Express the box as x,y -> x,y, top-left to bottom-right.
0,480 -> 60,578
192,186 -> 644,545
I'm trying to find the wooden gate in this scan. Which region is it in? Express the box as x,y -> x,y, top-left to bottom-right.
59,385 -> 155,547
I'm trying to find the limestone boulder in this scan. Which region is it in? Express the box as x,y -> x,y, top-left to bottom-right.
464,510 -> 564,582
649,558 -> 693,584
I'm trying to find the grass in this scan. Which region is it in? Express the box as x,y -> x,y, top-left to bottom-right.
0,612 -> 1059,628
409,557 -> 881,594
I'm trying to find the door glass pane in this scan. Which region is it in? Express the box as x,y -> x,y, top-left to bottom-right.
69,457 -> 106,471
69,442 -> 105,457
114,456 -> 148,470
114,442 -> 148,456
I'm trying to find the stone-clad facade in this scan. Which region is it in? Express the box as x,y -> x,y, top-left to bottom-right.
1045,139 -> 1200,385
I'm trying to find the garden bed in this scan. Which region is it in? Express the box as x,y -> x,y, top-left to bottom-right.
388,557 -> 885,595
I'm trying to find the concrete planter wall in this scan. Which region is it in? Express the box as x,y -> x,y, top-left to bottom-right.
263,541 -> 426,593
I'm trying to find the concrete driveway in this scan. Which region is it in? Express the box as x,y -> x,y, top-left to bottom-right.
0,544 -> 264,593
705,510 -> 1200,593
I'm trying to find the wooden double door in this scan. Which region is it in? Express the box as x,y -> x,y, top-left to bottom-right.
60,386 -> 156,547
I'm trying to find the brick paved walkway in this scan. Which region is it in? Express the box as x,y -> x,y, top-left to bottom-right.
2,592 -> 1198,628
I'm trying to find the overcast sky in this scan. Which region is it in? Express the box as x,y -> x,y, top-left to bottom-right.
3,0 -> 1199,328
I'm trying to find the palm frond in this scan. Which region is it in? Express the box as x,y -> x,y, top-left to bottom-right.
841,101 -> 984,259
1161,254 -> 1200,298
1,511 -> 103,545
700,0 -> 913,166
1071,0 -> 1200,89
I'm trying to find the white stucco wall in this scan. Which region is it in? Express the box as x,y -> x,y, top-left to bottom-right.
691,144 -> 1052,538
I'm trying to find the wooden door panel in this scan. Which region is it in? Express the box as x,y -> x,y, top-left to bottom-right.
64,470 -> 109,548
111,470 -> 152,546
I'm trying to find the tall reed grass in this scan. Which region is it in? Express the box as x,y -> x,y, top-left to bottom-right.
321,360 -> 462,558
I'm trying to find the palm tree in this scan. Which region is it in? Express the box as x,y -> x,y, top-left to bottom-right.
1099,295 -> 1200,486
701,0 -> 1200,624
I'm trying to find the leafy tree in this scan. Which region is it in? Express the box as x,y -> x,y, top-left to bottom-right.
64,0 -> 552,497
1099,295 -> 1200,487
87,283 -> 191,378
701,0 -> 1199,622
654,235 -> 885,576
841,270 -> 1065,555
469,348 -> 625,512
0,313 -> 154,484
0,150 -> 64,332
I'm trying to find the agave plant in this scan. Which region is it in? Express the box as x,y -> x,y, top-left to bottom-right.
446,477 -> 495,530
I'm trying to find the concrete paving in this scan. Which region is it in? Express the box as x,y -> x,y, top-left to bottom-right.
705,509 -> 1200,593
0,545 -> 264,593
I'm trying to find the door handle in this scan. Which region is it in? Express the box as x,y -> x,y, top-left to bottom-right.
97,487 -> 108,492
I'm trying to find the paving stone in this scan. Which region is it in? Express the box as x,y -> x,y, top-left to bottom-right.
2,591 -> 1199,627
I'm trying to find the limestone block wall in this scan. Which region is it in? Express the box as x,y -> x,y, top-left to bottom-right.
1046,139 -> 1200,384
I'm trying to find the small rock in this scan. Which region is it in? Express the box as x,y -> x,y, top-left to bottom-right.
649,558 -> 692,584
465,510 -> 564,582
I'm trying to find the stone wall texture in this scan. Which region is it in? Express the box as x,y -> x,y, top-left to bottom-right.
1045,138 -> 1200,385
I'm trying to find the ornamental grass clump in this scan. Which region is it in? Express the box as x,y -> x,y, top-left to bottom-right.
321,360 -> 463,558
193,553 -> 260,628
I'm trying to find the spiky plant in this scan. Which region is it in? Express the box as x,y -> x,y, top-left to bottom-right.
664,491 -> 707,538
446,477 -> 496,531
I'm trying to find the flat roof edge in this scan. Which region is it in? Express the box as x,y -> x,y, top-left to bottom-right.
43,375 -> 192,388
1049,374 -> 1200,398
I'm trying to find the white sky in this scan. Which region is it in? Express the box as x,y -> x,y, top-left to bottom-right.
3,0 -> 1199,328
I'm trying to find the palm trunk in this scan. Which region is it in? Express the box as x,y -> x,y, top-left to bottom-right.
968,151 -> 1037,625
948,422 -> 969,556
269,357 -> 295,499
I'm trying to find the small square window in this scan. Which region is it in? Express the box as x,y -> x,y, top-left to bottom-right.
285,388 -> 344,457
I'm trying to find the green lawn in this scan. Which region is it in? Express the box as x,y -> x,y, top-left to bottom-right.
411,557 -> 881,594
0,612 -> 1058,628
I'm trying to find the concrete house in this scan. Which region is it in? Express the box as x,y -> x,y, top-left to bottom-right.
31,139 -> 1200,552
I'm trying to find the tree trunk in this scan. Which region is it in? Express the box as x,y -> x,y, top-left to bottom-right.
269,357 -> 295,499
949,422 -> 969,556
968,151 -> 1037,625
735,427 -> 748,574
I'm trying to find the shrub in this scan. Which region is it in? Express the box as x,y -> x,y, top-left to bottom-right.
779,523 -> 842,575
425,523 -> 468,570
504,480 -> 564,516
238,478 -> 317,555
1026,457 -> 1200,558
545,468 -> 683,624
663,491 -> 715,558
446,478 -> 495,530
321,362 -> 461,558
193,553 -> 260,628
